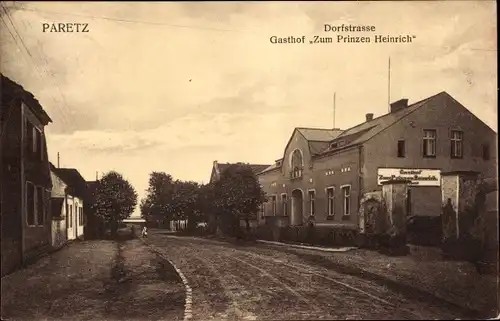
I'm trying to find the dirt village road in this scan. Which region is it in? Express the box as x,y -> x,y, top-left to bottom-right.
2,229 -> 495,321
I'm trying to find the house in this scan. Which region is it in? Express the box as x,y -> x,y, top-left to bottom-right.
50,164 -> 68,249
170,219 -> 188,231
123,217 -> 146,227
49,163 -> 87,248
257,92 -> 497,235
208,161 -> 271,232
123,217 -> 146,235
1,74 -> 53,276
50,165 -> 87,241
209,161 -> 271,184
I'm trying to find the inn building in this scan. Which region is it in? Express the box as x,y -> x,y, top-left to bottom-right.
257,92 -> 497,228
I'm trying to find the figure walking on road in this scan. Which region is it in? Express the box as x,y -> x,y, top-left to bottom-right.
142,226 -> 148,238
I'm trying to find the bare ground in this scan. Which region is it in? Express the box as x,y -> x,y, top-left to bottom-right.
145,231 -> 475,320
1,237 -> 185,321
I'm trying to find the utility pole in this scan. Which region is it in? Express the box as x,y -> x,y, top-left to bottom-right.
57,152 -> 60,168
95,171 -> 98,181
333,92 -> 336,129
388,57 -> 391,113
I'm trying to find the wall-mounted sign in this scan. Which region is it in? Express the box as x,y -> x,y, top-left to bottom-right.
377,168 -> 441,186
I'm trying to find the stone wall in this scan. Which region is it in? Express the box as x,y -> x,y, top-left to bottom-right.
441,172 -> 499,268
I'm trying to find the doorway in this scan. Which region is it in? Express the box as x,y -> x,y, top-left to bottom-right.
291,189 -> 304,226
406,188 -> 412,216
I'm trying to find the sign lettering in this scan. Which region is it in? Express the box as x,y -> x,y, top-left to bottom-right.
377,168 -> 441,187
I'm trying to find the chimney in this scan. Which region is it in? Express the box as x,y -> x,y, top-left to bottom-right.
365,113 -> 374,122
390,99 -> 409,113
213,160 -> 218,168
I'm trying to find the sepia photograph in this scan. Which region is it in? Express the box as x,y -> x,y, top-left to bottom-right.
0,1 -> 498,320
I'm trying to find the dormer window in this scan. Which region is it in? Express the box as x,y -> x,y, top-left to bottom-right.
330,140 -> 345,149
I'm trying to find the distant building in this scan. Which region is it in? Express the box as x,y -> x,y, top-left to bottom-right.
145,213 -> 169,229
123,217 -> 145,224
257,92 -> 497,231
123,217 -> 146,234
1,74 -> 53,276
50,163 -> 87,245
50,165 -> 68,249
208,161 -> 271,232
209,161 -> 270,184
170,219 -> 187,231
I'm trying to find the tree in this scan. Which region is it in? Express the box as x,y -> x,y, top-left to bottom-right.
170,180 -> 203,232
200,182 -> 218,233
139,197 -> 153,226
213,164 -> 266,237
141,172 -> 175,227
92,171 -> 138,237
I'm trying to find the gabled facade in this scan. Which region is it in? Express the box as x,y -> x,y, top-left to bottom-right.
50,166 -> 87,241
50,165 -> 68,249
258,92 -> 497,229
1,74 -> 53,276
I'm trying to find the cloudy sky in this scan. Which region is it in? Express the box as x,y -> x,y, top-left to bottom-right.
1,1 -> 496,217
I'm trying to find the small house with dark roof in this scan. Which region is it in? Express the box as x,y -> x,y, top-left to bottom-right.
49,163 -> 87,246
209,160 -> 271,184
207,160 -> 271,232
1,74 -> 53,276
257,92 -> 497,238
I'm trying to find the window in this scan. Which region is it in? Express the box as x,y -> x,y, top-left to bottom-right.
33,128 -> 39,155
423,130 -> 437,157
482,144 -> 490,160
36,130 -> 43,160
25,121 -> 43,160
260,204 -> 265,218
308,190 -> 315,216
342,186 -> 351,216
271,196 -> 277,215
281,194 -> 288,216
397,140 -> 406,158
330,140 -> 345,149
326,187 -> 335,216
451,131 -> 463,159
36,186 -> 44,226
25,121 -> 34,155
26,182 -> 35,226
